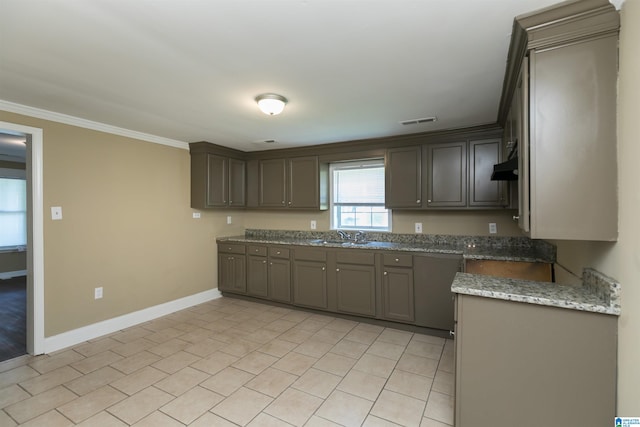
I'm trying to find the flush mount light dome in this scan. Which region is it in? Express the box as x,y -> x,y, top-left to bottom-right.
255,93 -> 288,115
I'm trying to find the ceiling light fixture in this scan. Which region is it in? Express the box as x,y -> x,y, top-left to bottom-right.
255,93 -> 288,116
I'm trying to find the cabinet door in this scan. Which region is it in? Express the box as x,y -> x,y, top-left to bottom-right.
382,266 -> 415,322
269,258 -> 291,302
292,260 -> 328,309
259,158 -> 287,207
218,254 -> 246,293
469,139 -> 504,207
529,36 -> 617,240
228,158 -> 246,207
385,146 -> 422,208
247,255 -> 268,297
425,142 -> 467,207
336,263 -> 376,317
414,254 -> 461,330
288,156 -> 319,208
207,154 -> 228,207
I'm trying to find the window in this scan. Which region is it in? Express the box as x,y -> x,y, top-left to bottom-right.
0,177 -> 27,248
330,159 -> 391,231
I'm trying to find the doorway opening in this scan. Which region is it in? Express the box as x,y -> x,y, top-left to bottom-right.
0,121 -> 44,358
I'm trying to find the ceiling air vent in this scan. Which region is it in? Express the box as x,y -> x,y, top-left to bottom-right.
400,116 -> 437,126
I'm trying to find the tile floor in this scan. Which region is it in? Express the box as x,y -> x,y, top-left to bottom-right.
0,297 -> 454,426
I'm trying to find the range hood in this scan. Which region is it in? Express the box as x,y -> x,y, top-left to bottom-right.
491,155 -> 518,181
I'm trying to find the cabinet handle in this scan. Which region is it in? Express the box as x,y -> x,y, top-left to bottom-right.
395,258 -> 399,262
281,201 -> 285,204
322,267 -> 326,271
229,256 -> 234,260
276,251 -> 281,255
416,199 -> 421,203
450,330 -> 456,337
270,262 -> 273,266
288,201 -> 292,205
513,215 -> 520,221
336,268 -> 340,272
427,199 -> 432,203
262,260 -> 267,264
384,271 -> 388,276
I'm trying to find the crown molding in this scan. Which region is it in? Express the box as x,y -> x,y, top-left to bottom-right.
0,100 -> 189,150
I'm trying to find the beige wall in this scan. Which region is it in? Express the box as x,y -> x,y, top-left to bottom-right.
0,111 -> 244,336
244,209 -> 522,236
551,1 -> 640,413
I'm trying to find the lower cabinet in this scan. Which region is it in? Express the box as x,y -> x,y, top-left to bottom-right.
217,242 -> 462,330
247,245 -> 268,297
292,248 -> 328,310
268,247 -> 291,302
454,294 -> 616,427
218,244 -> 246,293
335,251 -> 376,317
381,254 -> 415,323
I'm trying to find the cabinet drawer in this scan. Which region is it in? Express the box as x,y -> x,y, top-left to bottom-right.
219,243 -> 246,254
248,245 -> 267,256
383,253 -> 413,267
269,247 -> 290,259
336,250 -> 375,265
294,247 -> 327,262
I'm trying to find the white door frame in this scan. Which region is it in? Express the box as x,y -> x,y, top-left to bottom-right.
0,121 -> 44,355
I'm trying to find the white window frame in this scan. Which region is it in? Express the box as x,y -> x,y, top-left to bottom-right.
0,168 -> 27,250
329,159 -> 391,232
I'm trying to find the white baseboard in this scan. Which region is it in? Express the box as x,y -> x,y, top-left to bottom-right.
0,270 -> 27,280
44,288 -> 222,354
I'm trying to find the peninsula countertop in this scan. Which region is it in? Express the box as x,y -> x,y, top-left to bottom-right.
451,270 -> 620,315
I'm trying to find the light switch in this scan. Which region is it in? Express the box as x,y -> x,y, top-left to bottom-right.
51,206 -> 63,220
310,220 -> 317,230
192,212 -> 201,219
227,216 -> 232,224
415,222 -> 423,233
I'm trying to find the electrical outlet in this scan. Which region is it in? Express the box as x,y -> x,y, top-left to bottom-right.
94,286 -> 103,300
415,222 -> 423,233
489,223 -> 497,234
192,212 -> 201,219
310,220 -> 317,230
227,216 -> 232,224
51,206 -> 63,220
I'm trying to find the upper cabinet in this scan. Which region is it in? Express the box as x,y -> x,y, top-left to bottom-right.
189,143 -> 245,209
248,155 -> 329,210
499,0 -> 619,241
385,132 -> 506,210
424,141 -> 467,208
385,146 -> 422,208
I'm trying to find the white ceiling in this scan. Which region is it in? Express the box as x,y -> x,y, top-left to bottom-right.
0,0 -> 562,152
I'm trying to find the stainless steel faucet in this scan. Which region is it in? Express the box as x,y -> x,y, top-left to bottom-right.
337,230 -> 351,240
353,231 -> 366,243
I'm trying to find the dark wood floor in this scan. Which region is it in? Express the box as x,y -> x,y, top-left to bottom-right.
0,275 -> 26,362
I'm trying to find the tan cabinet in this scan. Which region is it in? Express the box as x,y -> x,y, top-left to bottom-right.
218,244 -> 246,293
468,139 -> 505,207
252,156 -> 328,210
424,141 -> 467,208
217,241 -> 463,330
268,247 -> 291,302
335,251 -> 376,317
292,247 -> 328,310
190,150 -> 246,209
385,146 -> 422,208
454,294 -> 616,427
381,254 -> 415,323
500,0 -> 619,240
